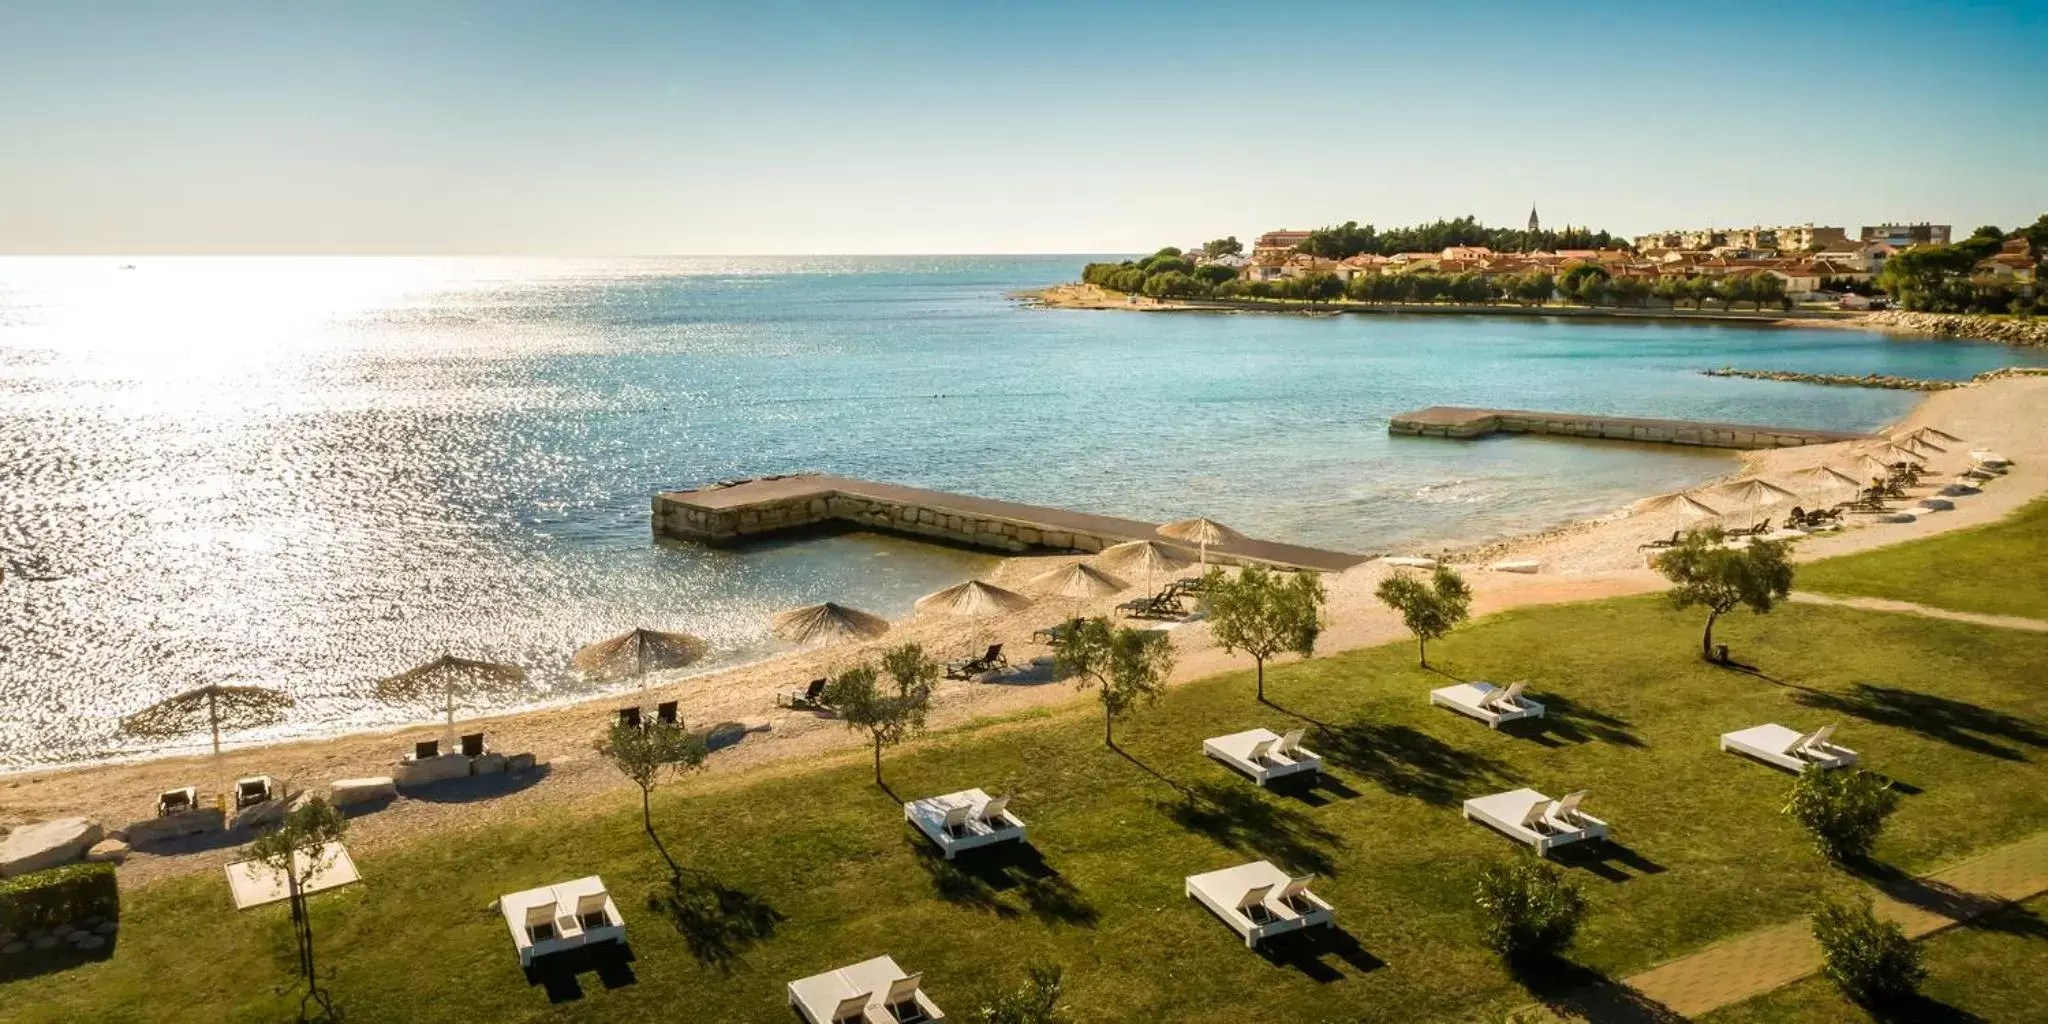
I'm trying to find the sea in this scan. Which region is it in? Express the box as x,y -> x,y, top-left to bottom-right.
3,255 -> 2042,769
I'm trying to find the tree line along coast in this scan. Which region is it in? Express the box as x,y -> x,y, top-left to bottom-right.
1076,214 -> 2048,316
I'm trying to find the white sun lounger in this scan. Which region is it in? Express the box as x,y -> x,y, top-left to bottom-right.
497,875 -> 625,967
904,788 -> 1027,860
1184,860 -> 1334,948
1203,728 -> 1322,786
1463,787 -> 1610,856
1721,723 -> 1858,773
1430,680 -> 1545,729
789,954 -> 945,1023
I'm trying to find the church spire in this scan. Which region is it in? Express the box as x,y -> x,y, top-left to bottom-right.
1528,204 -> 1540,233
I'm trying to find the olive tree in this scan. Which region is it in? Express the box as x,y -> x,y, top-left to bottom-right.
826,643 -> 937,786
1375,564 -> 1472,668
596,718 -> 710,871
1205,566 -> 1326,702
1052,616 -> 1174,747
248,796 -> 348,1021
1653,527 -> 1794,661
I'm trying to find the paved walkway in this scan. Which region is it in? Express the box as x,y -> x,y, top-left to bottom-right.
1790,591 -> 2048,633
1519,830 -> 2048,1021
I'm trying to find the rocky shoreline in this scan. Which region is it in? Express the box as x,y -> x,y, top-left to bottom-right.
1861,310 -> 2048,346
1702,367 -> 1963,391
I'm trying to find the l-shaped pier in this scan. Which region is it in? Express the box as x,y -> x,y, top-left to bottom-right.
653,474 -> 1368,573
1388,406 -> 1874,450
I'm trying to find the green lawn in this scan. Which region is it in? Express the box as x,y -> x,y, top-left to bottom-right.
1700,895 -> 2048,1023
1800,496 -> 2048,620
5,592 -> 2044,1023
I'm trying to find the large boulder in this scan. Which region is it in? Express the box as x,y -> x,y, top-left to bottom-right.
394,753 -> 472,789
84,839 -> 130,865
124,806 -> 225,847
328,777 -> 397,808
0,818 -> 103,877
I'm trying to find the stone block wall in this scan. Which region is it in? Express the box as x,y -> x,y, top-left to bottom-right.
654,490 -> 1128,555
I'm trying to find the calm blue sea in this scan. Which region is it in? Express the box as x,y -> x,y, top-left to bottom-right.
2,255 -> 2041,767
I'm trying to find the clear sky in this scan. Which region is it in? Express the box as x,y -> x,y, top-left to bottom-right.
2,0 -> 2043,254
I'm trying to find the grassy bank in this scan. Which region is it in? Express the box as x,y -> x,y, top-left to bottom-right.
1800,496 -> 2048,620
5,585 -> 2044,1021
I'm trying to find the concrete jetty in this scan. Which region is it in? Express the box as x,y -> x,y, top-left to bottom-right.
653,474 -> 1369,573
1387,406 -> 1873,450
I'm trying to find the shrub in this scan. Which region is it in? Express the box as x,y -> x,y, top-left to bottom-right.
0,861 -> 119,932
1784,768 -> 1898,862
1474,856 -> 1586,960
1813,897 -> 1925,1005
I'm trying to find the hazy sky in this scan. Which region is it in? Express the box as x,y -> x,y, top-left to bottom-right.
2,1 -> 2043,254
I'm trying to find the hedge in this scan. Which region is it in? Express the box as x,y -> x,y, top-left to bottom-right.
0,862 -> 119,933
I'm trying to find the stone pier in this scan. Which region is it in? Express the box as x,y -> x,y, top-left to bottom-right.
652,474 -> 1368,573
1387,406 -> 1873,450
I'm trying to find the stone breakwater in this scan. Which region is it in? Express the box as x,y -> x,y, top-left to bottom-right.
1702,368 -> 1961,391
1387,406 -> 1871,450
1862,310 -> 2048,346
1702,365 -> 2048,391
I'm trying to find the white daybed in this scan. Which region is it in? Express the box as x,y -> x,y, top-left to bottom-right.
1430,681 -> 1544,729
904,788 -> 1025,860
498,875 -> 625,968
1721,723 -> 1857,773
1463,788 -> 1609,856
1203,728 -> 1321,786
1185,859 -> 1334,948
789,954 -> 944,1023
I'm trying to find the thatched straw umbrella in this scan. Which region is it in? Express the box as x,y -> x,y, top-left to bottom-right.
1864,443 -> 1926,467
123,683 -> 296,801
573,628 -> 709,683
1093,539 -> 1195,595
1637,492 -> 1724,518
1849,453 -> 1897,482
1717,478 -> 1800,507
770,602 -> 891,646
1789,465 -> 1863,491
914,580 -> 1033,619
1157,518 -> 1243,568
122,683 -> 296,758
1025,563 -> 1128,622
1899,426 -> 1966,445
1897,435 -> 1947,457
374,655 -> 528,744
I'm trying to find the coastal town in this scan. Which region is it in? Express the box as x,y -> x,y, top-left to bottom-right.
1065,213 -> 2045,324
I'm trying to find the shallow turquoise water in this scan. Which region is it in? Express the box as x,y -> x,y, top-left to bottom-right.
1,255 -> 2040,766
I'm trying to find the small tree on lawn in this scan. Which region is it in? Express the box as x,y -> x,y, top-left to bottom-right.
1052,616 -> 1174,747
979,962 -> 1070,1024
1205,565 -> 1326,701
1473,855 -> 1588,963
1813,896 -> 1925,1006
1375,564 -> 1472,668
248,796 -> 348,1022
595,718 -> 709,872
1653,527 -> 1794,661
1784,767 -> 1899,862
826,644 -> 935,787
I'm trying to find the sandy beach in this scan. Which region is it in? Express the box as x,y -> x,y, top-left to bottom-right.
7,373 -> 2044,890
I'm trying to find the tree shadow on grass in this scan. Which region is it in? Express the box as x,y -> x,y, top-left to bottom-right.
1507,953 -> 1687,1023
647,870 -> 786,973
522,941 -> 638,1003
1846,860 -> 2048,942
1548,839 -> 1667,883
1514,694 -> 1644,749
1862,995 -> 1987,1023
1254,924 -> 1385,983
1795,683 -> 2047,761
1111,744 -> 1189,795
905,838 -> 1098,928
1314,719 -> 1513,807
1157,781 -> 1343,877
